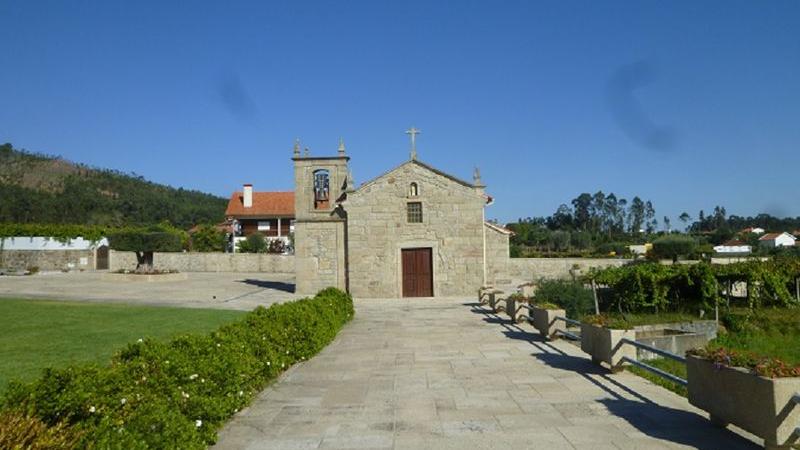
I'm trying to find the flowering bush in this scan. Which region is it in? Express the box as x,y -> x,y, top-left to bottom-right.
687,346 -> 800,378
0,288 -> 354,448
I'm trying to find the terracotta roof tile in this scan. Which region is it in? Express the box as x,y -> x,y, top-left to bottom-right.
722,239 -> 746,246
225,191 -> 295,217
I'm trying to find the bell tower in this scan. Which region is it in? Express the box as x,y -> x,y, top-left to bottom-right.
292,139 -> 350,295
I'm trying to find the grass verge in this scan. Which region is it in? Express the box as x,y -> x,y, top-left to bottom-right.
0,288 -> 354,449
0,298 -> 245,389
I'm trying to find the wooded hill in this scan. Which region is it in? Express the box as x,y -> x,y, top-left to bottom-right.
0,143 -> 227,228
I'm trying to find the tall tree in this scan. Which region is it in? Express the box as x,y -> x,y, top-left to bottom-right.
603,193 -> 620,237
571,193 -> 593,231
590,191 -> 606,233
628,197 -> 646,233
645,200 -> 657,234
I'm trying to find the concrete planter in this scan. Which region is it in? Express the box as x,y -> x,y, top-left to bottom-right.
505,297 -> 528,323
530,307 -> 566,340
633,321 -> 717,361
580,323 -> 635,371
489,292 -> 506,313
687,355 -> 800,449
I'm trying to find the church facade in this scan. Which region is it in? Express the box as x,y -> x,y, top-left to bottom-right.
292,135 -> 511,298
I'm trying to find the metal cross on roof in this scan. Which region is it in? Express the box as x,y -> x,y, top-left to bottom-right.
405,126 -> 420,160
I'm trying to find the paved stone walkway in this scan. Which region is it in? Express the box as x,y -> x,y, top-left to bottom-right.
214,297 -> 760,449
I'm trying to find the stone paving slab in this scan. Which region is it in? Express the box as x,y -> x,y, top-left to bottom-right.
214,297 -> 762,449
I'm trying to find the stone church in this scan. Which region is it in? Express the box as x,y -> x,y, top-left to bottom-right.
292,132 -> 511,298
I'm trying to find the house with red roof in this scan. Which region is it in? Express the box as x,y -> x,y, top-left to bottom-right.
225,184 -> 295,251
713,239 -> 751,254
758,232 -> 796,249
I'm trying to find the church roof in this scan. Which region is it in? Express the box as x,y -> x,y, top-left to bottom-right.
225,191 -> 295,217
353,159 -> 477,194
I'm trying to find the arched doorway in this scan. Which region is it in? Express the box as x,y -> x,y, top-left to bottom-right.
95,245 -> 109,270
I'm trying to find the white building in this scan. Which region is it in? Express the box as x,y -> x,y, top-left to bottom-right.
758,232 -> 796,248
713,240 -> 752,254
1,236 -> 108,250
742,227 -> 765,235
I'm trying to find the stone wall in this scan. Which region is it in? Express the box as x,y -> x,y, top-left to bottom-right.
293,220 -> 346,295
109,251 -> 294,273
344,161 -> 486,297
0,249 -> 95,272
484,223 -> 511,286
493,257 -> 627,289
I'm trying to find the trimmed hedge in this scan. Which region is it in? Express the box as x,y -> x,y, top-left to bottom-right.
0,288 -> 354,448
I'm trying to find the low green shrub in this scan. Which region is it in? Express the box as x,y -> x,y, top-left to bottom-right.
189,225 -> 226,252
506,293 -> 529,302
1,288 -> 354,448
0,410 -> 83,449
532,302 -> 561,310
581,314 -> 632,330
533,279 -> 594,319
236,233 -> 268,253
651,235 -> 697,263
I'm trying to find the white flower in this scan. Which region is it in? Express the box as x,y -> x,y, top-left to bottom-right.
234,408 -> 238,413
89,406 -> 96,413
188,374 -> 198,380
201,378 -> 205,383
238,390 -> 243,396
137,338 -> 143,343
285,350 -> 289,354
182,391 -> 190,399
281,363 -> 285,368
120,398 -> 127,405
195,419 -> 202,428
216,343 -> 221,348
266,361 -> 271,366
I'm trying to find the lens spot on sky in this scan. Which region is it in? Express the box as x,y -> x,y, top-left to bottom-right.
606,60 -> 677,153
217,73 -> 258,122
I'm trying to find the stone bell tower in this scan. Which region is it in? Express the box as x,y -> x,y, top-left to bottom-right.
292,139 -> 350,295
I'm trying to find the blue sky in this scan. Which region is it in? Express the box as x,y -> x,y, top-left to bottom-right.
1,1 -> 798,224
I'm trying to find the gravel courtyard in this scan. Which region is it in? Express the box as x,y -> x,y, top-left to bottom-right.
214,297 -> 760,450
0,272 -> 299,310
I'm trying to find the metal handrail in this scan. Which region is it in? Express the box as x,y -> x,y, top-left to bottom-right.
620,338 -> 686,364
555,329 -> 580,340
556,316 -> 581,327
792,392 -> 800,405
621,356 -> 688,386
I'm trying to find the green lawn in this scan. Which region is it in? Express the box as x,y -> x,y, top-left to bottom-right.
713,307 -> 800,365
0,298 -> 246,390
